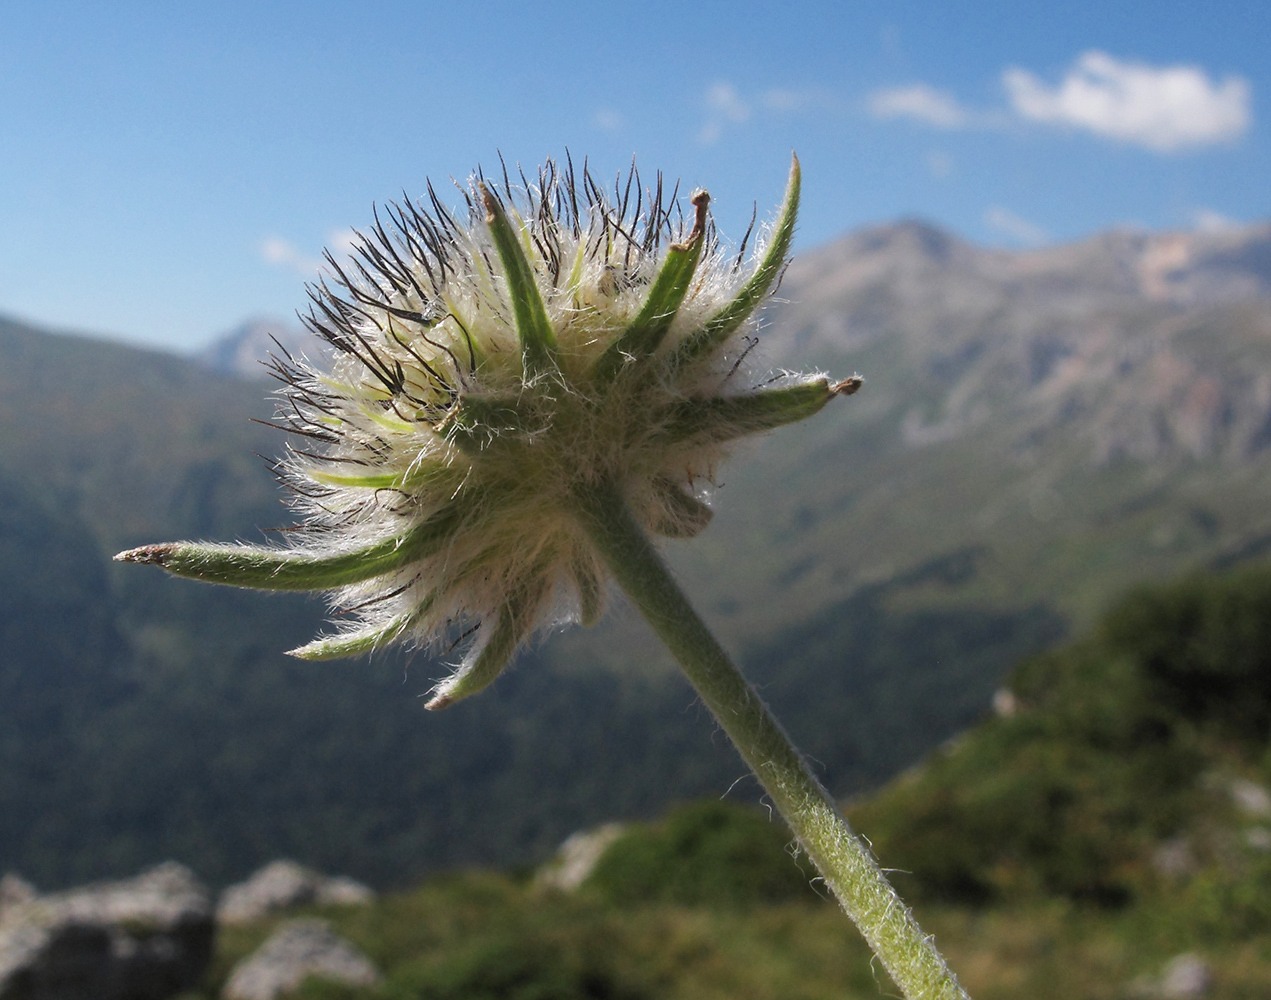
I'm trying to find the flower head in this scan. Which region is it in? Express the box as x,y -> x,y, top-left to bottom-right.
117,154 -> 859,708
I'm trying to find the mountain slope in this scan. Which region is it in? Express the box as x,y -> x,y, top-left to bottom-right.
850,561 -> 1271,919
673,218 -> 1271,644
1,217 -> 1269,889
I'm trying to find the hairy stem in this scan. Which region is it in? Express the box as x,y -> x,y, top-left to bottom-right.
573,479 -> 970,1000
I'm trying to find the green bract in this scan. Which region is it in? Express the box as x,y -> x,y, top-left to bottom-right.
116,154 -> 859,709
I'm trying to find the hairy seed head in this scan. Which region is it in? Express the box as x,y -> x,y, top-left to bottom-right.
116,154 -> 859,708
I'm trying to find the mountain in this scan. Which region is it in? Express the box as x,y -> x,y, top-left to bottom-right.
675,218 -> 1271,642
1,216 -> 1269,891
194,315 -> 319,379
775,219 -> 1271,464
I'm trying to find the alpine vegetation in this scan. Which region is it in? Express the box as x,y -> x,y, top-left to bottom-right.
117,155 -> 968,998
118,155 -> 853,708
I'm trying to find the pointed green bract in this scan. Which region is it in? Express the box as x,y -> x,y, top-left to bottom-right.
668,155 -> 800,373
289,627 -> 400,661
289,594 -> 436,660
592,193 -> 709,384
309,471 -> 408,489
425,578 -> 544,710
480,184 -> 558,376
658,376 -> 835,447
114,503 -> 466,590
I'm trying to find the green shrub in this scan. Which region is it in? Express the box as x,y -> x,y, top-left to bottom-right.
584,800 -> 816,907
851,564 -> 1271,908
381,934 -> 647,1000
1100,567 -> 1271,741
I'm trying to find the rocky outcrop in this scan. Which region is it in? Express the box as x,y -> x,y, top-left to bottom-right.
0,862 -> 213,1000
217,861 -> 373,924
1132,952 -> 1211,998
0,878 -> 35,922
535,824 -> 626,893
194,316 -> 319,379
221,919 -> 379,1000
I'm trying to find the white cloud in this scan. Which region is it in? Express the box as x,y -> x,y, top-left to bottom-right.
326,227 -> 358,257
593,108 -> 623,131
1190,207 -> 1243,234
261,229 -> 358,277
699,81 -> 751,144
698,82 -> 834,142
1003,51 -> 1251,152
707,82 -> 750,122
260,237 -> 320,275
866,84 -> 968,129
985,206 -> 1048,246
762,87 -> 819,112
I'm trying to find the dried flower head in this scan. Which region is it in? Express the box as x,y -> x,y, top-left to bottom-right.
117,154 -> 859,709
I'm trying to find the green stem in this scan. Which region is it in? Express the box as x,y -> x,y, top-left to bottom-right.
573,479 -> 970,1000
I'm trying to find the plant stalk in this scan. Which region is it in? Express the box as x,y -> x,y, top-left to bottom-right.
574,479 -> 970,1000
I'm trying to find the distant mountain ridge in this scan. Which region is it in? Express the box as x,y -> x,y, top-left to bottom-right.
194,315 -> 318,379
770,218 -> 1271,461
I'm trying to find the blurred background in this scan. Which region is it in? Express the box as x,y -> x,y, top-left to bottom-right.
2,2 -> 1270,996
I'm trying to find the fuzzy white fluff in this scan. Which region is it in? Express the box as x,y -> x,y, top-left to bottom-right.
117,155 -> 853,708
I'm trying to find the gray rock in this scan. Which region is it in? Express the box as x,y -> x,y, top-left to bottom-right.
222,919 -> 379,1000
1245,826 -> 1271,850
0,862 -> 213,1000
1230,778 -> 1271,818
991,688 -> 1018,718
1160,953 -> 1210,999
315,877 -> 374,908
1151,837 -> 1196,878
535,823 -> 626,893
0,877 -> 35,922
217,861 -> 374,924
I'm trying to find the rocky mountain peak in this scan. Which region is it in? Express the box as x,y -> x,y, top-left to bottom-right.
770,218 -> 1271,466
195,316 -> 319,379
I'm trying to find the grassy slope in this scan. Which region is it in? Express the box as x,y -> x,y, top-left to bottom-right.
185,564 -> 1271,1000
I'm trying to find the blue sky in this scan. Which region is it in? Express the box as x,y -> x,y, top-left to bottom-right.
1,0 -> 1267,351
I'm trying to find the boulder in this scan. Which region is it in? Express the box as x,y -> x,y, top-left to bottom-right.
1132,953 -> 1212,999
535,823 -> 626,893
0,877 -> 35,922
221,919 -> 379,1000
1230,778 -> 1271,818
1159,954 -> 1210,999
217,861 -> 373,924
0,862 -> 213,1000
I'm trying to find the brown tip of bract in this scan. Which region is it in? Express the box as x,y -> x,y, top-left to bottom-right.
831,375 -> 864,397
424,693 -> 454,712
113,543 -> 176,565
672,190 -> 711,252
479,183 -> 499,224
